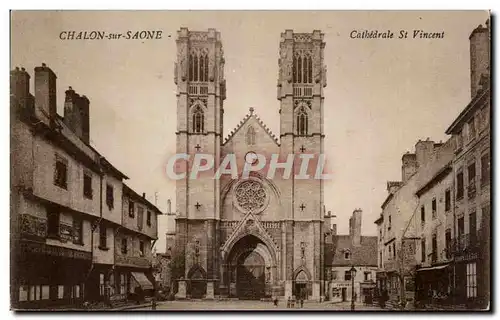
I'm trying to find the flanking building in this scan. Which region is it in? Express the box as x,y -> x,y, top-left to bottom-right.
443,21 -> 490,309
10,64 -> 161,309
328,210 -> 377,304
375,20 -> 490,310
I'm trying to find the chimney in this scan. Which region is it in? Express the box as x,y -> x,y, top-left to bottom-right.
415,138 -> 435,168
34,63 -> 57,125
331,223 -> 337,237
78,95 -> 90,144
350,209 -> 362,247
10,67 -> 31,113
401,152 -> 417,183
64,87 -> 83,137
469,20 -> 490,98
142,192 -> 146,198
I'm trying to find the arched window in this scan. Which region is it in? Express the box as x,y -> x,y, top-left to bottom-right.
293,55 -> 298,83
303,56 -> 308,83
297,56 -> 302,84
296,107 -> 308,136
189,51 -> 209,82
199,53 -> 205,81
189,53 -> 194,81
246,126 -> 256,145
307,55 -> 313,83
193,54 -> 198,82
192,106 -> 204,133
203,53 -> 208,81
292,52 -> 313,84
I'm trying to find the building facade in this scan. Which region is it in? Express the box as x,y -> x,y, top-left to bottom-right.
327,210 -> 377,304
173,28 -> 329,300
444,21 -> 490,309
375,138 -> 453,308
10,64 -> 161,309
375,20 -> 491,310
413,139 -> 455,308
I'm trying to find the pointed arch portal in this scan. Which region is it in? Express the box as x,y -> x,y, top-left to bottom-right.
225,235 -> 276,300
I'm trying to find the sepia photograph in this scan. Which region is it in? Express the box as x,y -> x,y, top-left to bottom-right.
9,10 -> 491,311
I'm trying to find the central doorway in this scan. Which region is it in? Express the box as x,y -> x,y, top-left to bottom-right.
236,250 -> 265,299
227,235 -> 274,300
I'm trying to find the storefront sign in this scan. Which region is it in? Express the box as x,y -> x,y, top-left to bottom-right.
19,240 -> 91,261
331,283 -> 350,288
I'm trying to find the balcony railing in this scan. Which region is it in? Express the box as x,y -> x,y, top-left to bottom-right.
293,84 -> 313,97
188,83 -> 209,96
452,234 -> 479,254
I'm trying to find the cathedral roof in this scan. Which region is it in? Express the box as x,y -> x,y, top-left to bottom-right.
223,107 -> 280,146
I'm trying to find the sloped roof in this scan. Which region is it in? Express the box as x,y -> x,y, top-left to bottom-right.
327,235 -> 378,267
223,107 -> 279,146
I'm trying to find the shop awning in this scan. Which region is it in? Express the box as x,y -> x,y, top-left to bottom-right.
131,272 -> 154,290
417,264 -> 449,272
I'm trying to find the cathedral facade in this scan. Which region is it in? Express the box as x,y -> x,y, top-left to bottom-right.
173,28 -> 331,301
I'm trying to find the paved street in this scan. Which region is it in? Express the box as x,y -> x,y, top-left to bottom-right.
129,300 -> 383,311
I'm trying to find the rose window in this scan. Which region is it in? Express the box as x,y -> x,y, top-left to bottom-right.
234,180 -> 267,213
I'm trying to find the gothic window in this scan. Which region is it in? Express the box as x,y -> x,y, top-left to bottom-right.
297,55 -> 302,83
246,126 -> 256,145
307,54 -> 312,83
293,52 -> 313,84
189,50 -> 209,82
293,55 -> 297,83
192,105 -> 204,133
296,107 -> 308,136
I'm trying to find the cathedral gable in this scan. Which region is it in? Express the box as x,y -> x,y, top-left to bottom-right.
222,108 -> 280,150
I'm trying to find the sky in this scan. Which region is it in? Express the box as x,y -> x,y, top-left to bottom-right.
10,10 -> 489,252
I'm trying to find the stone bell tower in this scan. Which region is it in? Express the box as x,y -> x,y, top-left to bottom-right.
174,28 -> 226,299
277,30 -> 327,300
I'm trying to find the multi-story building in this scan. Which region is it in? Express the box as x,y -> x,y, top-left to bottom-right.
112,184 -> 161,302
444,21 -> 490,309
375,139 -> 452,309
413,139 -> 455,308
328,210 -> 377,304
10,64 -> 161,309
375,20 -> 491,310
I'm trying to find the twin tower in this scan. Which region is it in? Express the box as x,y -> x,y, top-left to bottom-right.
173,28 -> 331,301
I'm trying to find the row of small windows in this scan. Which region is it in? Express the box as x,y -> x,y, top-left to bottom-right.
456,153 -> 490,201
293,54 -> 313,84
189,52 -> 209,82
128,200 -> 153,227
54,155 -> 115,209
120,237 -> 146,256
54,154 -> 154,229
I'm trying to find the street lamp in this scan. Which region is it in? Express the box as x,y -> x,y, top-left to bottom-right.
349,266 -> 357,311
